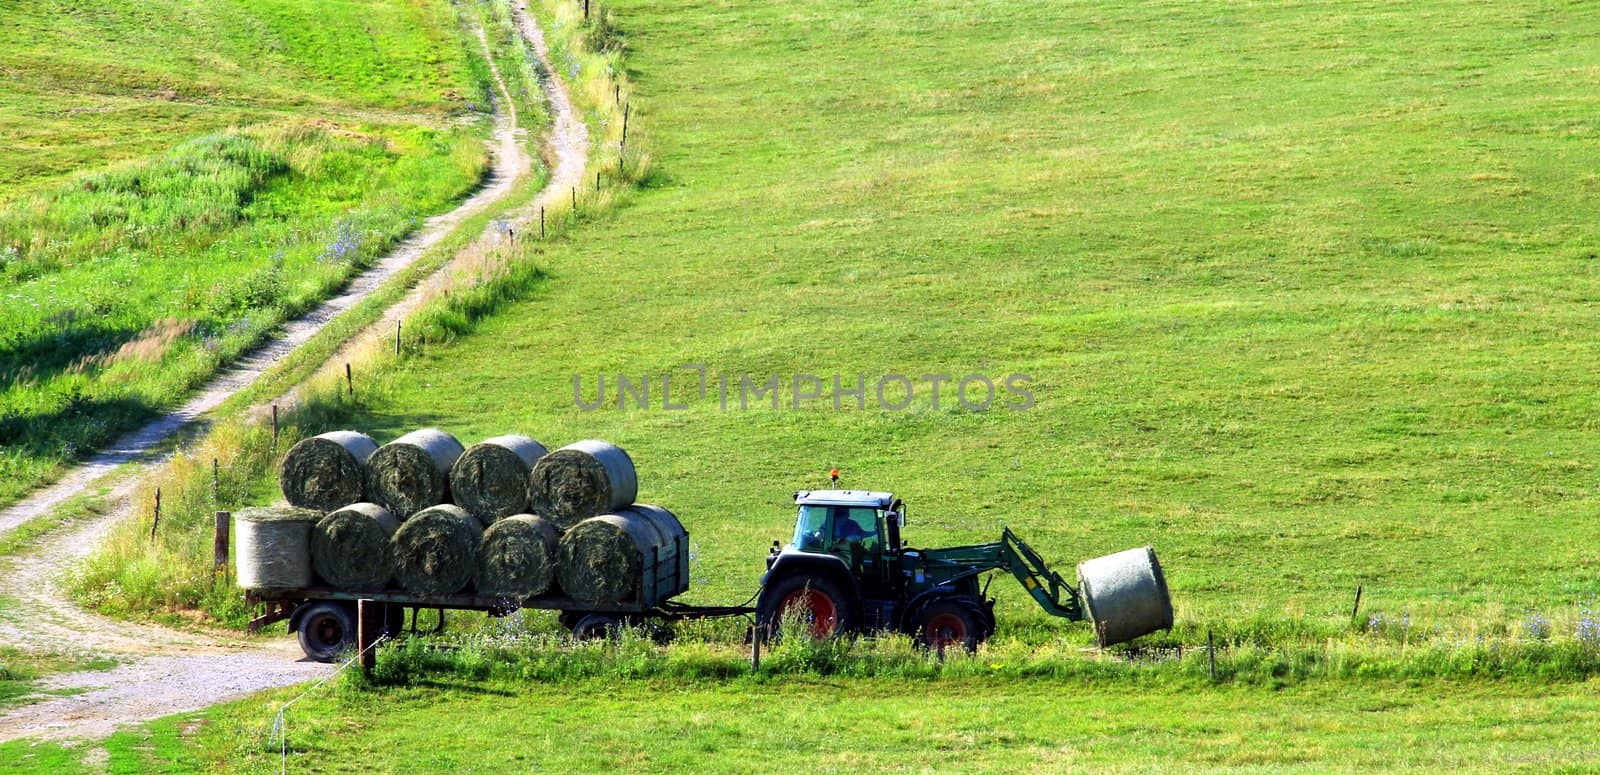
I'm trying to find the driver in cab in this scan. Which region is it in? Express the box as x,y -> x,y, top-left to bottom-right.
830,511 -> 875,551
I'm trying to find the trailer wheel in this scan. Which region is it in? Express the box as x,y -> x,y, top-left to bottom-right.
916,598 -> 986,653
570,613 -> 625,640
758,574 -> 854,640
383,603 -> 407,637
296,602 -> 356,663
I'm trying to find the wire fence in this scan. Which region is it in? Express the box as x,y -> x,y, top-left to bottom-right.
267,635 -> 384,774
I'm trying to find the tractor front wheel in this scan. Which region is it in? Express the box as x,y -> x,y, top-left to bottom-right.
916,598 -> 988,653
758,574 -> 855,640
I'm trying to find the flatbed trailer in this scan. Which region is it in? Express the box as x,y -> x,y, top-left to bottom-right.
249,587 -> 754,662
241,500 -> 760,661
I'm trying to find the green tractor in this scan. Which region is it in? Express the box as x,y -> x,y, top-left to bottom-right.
756,490 -> 1173,650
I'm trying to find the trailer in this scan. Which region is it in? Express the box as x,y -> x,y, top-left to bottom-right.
248,587 -> 752,662
245,514 -> 751,661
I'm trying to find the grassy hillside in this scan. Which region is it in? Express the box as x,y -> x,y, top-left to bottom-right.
329,0 -> 1600,633
0,0 -> 495,504
36,0 -> 1600,767
0,0 -> 480,202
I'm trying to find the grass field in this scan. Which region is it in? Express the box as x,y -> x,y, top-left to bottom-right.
0,0 -> 482,202
76,0 -> 1600,650
7,670 -> 1600,772
326,0 -> 1600,630
0,0 -> 495,505
30,0 -> 1600,766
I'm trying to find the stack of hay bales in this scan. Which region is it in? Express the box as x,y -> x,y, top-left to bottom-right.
530,440 -> 685,605
237,430 -> 686,608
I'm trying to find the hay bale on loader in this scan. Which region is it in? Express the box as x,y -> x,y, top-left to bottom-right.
476,514 -> 560,599
367,428 -> 465,519
528,439 -> 637,532
279,430 -> 378,511
450,435 -> 548,523
1077,546 -> 1174,647
556,504 -> 687,604
392,504 -> 483,595
235,505 -> 323,590
310,502 -> 399,590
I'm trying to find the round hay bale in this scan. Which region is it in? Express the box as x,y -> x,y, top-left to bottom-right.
310,503 -> 399,590
449,435 -> 548,523
556,504 -> 684,604
279,430 -> 378,511
528,439 -> 637,531
1077,546 -> 1174,647
392,504 -> 483,595
476,514 -> 559,599
234,505 -> 322,590
367,428 -> 465,519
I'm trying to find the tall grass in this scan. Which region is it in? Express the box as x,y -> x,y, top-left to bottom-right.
346,600 -> 1600,689
0,122 -> 486,506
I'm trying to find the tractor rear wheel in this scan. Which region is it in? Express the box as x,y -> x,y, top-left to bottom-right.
916,597 -> 988,653
758,574 -> 854,640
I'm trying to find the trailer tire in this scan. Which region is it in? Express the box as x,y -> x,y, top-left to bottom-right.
758,573 -> 855,640
296,602 -> 356,663
915,597 -> 986,653
570,613 -> 625,640
383,603 -> 407,637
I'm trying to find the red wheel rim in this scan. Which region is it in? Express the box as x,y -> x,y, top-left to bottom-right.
926,612 -> 967,649
778,588 -> 838,638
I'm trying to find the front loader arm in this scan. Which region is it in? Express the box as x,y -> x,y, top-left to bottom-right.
913,528 -> 1084,621
999,527 -> 1084,621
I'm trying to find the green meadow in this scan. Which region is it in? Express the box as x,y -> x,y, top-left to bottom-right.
0,0 -> 495,505
19,0 -> 1600,768
9,668 -> 1600,772
335,0 -> 1600,628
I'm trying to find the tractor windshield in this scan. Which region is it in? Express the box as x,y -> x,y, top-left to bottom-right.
793,505 -> 830,551
793,505 -> 882,554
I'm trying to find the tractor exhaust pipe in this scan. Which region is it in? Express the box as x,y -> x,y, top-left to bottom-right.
1077,546 -> 1173,647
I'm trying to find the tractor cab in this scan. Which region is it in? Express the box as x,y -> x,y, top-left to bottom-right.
789,491 -> 902,552
774,490 -> 904,597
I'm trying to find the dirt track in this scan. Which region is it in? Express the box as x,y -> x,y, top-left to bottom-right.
0,8 -> 586,743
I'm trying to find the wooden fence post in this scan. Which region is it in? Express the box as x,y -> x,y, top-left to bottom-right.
214,511 -> 230,573
358,599 -> 379,677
